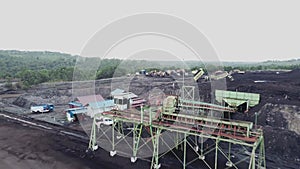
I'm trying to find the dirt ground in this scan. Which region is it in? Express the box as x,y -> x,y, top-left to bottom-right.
0,115 -> 155,169
0,70 -> 300,168
227,70 -> 300,168
0,117 -> 89,169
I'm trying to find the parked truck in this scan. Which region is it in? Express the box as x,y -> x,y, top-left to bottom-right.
95,117 -> 113,127
30,104 -> 54,113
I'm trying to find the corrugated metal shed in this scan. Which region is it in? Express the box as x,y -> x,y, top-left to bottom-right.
88,100 -> 114,109
75,95 -> 104,106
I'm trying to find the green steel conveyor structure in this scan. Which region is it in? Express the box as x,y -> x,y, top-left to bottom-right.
215,90 -> 260,111
88,87 -> 265,169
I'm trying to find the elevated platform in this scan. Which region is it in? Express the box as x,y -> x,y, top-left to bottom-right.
88,88 -> 265,169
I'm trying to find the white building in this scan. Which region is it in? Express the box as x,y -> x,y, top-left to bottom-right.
111,89 -> 146,110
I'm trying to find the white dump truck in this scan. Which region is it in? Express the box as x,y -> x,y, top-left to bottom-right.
30,104 -> 54,113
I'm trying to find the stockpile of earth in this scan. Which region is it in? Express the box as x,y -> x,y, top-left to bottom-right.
228,70 -> 300,168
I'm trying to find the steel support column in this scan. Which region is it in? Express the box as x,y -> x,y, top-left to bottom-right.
110,119 -> 117,157
151,127 -> 162,169
215,138 -> 219,169
132,123 -> 143,162
183,133 -> 187,169
88,118 -> 98,150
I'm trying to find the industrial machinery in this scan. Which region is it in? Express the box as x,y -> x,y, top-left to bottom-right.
88,86 -> 265,169
215,90 -> 260,112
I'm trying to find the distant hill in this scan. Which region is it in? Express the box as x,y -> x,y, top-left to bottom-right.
0,50 -> 77,78
0,50 -> 299,88
218,59 -> 300,71
262,59 -> 300,65
0,50 -> 76,60
0,50 -> 167,88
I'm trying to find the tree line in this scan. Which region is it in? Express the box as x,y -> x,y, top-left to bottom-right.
1,50 -> 300,89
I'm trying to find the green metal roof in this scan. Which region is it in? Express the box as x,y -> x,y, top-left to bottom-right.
215,90 -> 260,107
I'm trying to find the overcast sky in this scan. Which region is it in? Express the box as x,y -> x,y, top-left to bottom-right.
0,0 -> 299,62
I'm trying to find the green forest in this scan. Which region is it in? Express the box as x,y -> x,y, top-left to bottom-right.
1,50 -> 300,89
0,50 -> 168,89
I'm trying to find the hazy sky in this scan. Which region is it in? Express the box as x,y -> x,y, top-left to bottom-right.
0,0 -> 299,62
